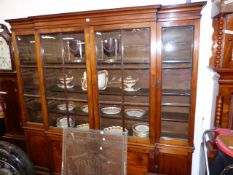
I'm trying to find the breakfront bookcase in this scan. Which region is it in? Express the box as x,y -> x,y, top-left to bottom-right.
7,2 -> 205,175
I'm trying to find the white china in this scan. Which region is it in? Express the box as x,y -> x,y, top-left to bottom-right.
59,75 -> 74,84
81,70 -> 108,91
81,104 -> 88,113
132,123 -> 149,138
101,107 -> 121,115
57,83 -> 74,89
76,123 -> 89,130
104,126 -> 126,134
57,102 -> 75,111
125,108 -> 146,118
124,87 -> 141,92
123,76 -> 138,89
57,117 -> 75,128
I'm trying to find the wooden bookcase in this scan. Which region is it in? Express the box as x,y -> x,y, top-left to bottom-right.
7,2 -> 205,175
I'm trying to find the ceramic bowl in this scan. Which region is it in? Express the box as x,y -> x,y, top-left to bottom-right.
123,76 -> 138,88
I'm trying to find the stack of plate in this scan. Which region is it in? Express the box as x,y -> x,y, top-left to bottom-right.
132,123 -> 149,138
76,123 -> 89,130
57,117 -> 75,128
57,102 -> 75,111
104,126 -> 126,134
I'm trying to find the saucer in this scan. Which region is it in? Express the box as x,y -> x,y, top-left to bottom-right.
101,107 -> 121,115
57,103 -> 75,111
125,108 -> 146,118
124,87 -> 141,92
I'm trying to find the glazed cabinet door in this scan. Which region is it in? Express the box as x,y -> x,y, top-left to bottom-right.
90,23 -> 156,143
14,34 -> 43,126
38,29 -> 93,131
157,20 -> 199,144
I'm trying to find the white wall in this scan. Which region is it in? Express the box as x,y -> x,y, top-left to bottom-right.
0,0 -> 218,175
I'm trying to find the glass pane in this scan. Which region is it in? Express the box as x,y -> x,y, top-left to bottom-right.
95,28 -> 150,139
41,32 -> 85,64
21,68 -> 40,95
62,129 -> 127,175
161,26 -> 194,140
24,97 -> 42,123
47,99 -> 89,128
17,35 -> 37,65
40,31 -> 88,129
16,35 -> 43,124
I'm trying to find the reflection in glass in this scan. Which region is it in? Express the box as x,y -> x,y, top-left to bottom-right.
24,97 -> 42,123
95,28 -> 150,139
17,35 -> 37,64
40,31 -> 88,129
40,32 -> 85,64
161,26 -> 194,140
21,68 -> 40,95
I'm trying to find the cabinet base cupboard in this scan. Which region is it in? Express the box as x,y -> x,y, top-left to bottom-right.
7,2 -> 206,175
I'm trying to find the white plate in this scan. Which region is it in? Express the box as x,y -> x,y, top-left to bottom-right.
57,117 -> 75,128
104,126 -> 125,134
101,107 -> 121,115
125,108 -> 146,118
57,103 -> 75,111
76,123 -> 89,130
135,124 -> 149,132
57,83 -> 74,89
81,105 -> 88,113
124,87 -> 141,92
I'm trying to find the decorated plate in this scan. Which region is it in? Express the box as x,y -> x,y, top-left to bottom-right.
101,107 -> 121,115
57,102 -> 75,111
125,108 -> 146,118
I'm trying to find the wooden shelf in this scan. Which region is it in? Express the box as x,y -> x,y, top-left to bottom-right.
48,108 -> 88,117
162,89 -> 191,96
100,112 -> 149,122
97,64 -> 150,70
97,59 -> 150,64
161,131 -> 188,140
161,102 -> 190,107
161,112 -> 189,122
99,87 -> 149,96
43,64 -> 87,69
163,59 -> 192,64
20,65 -> 37,68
